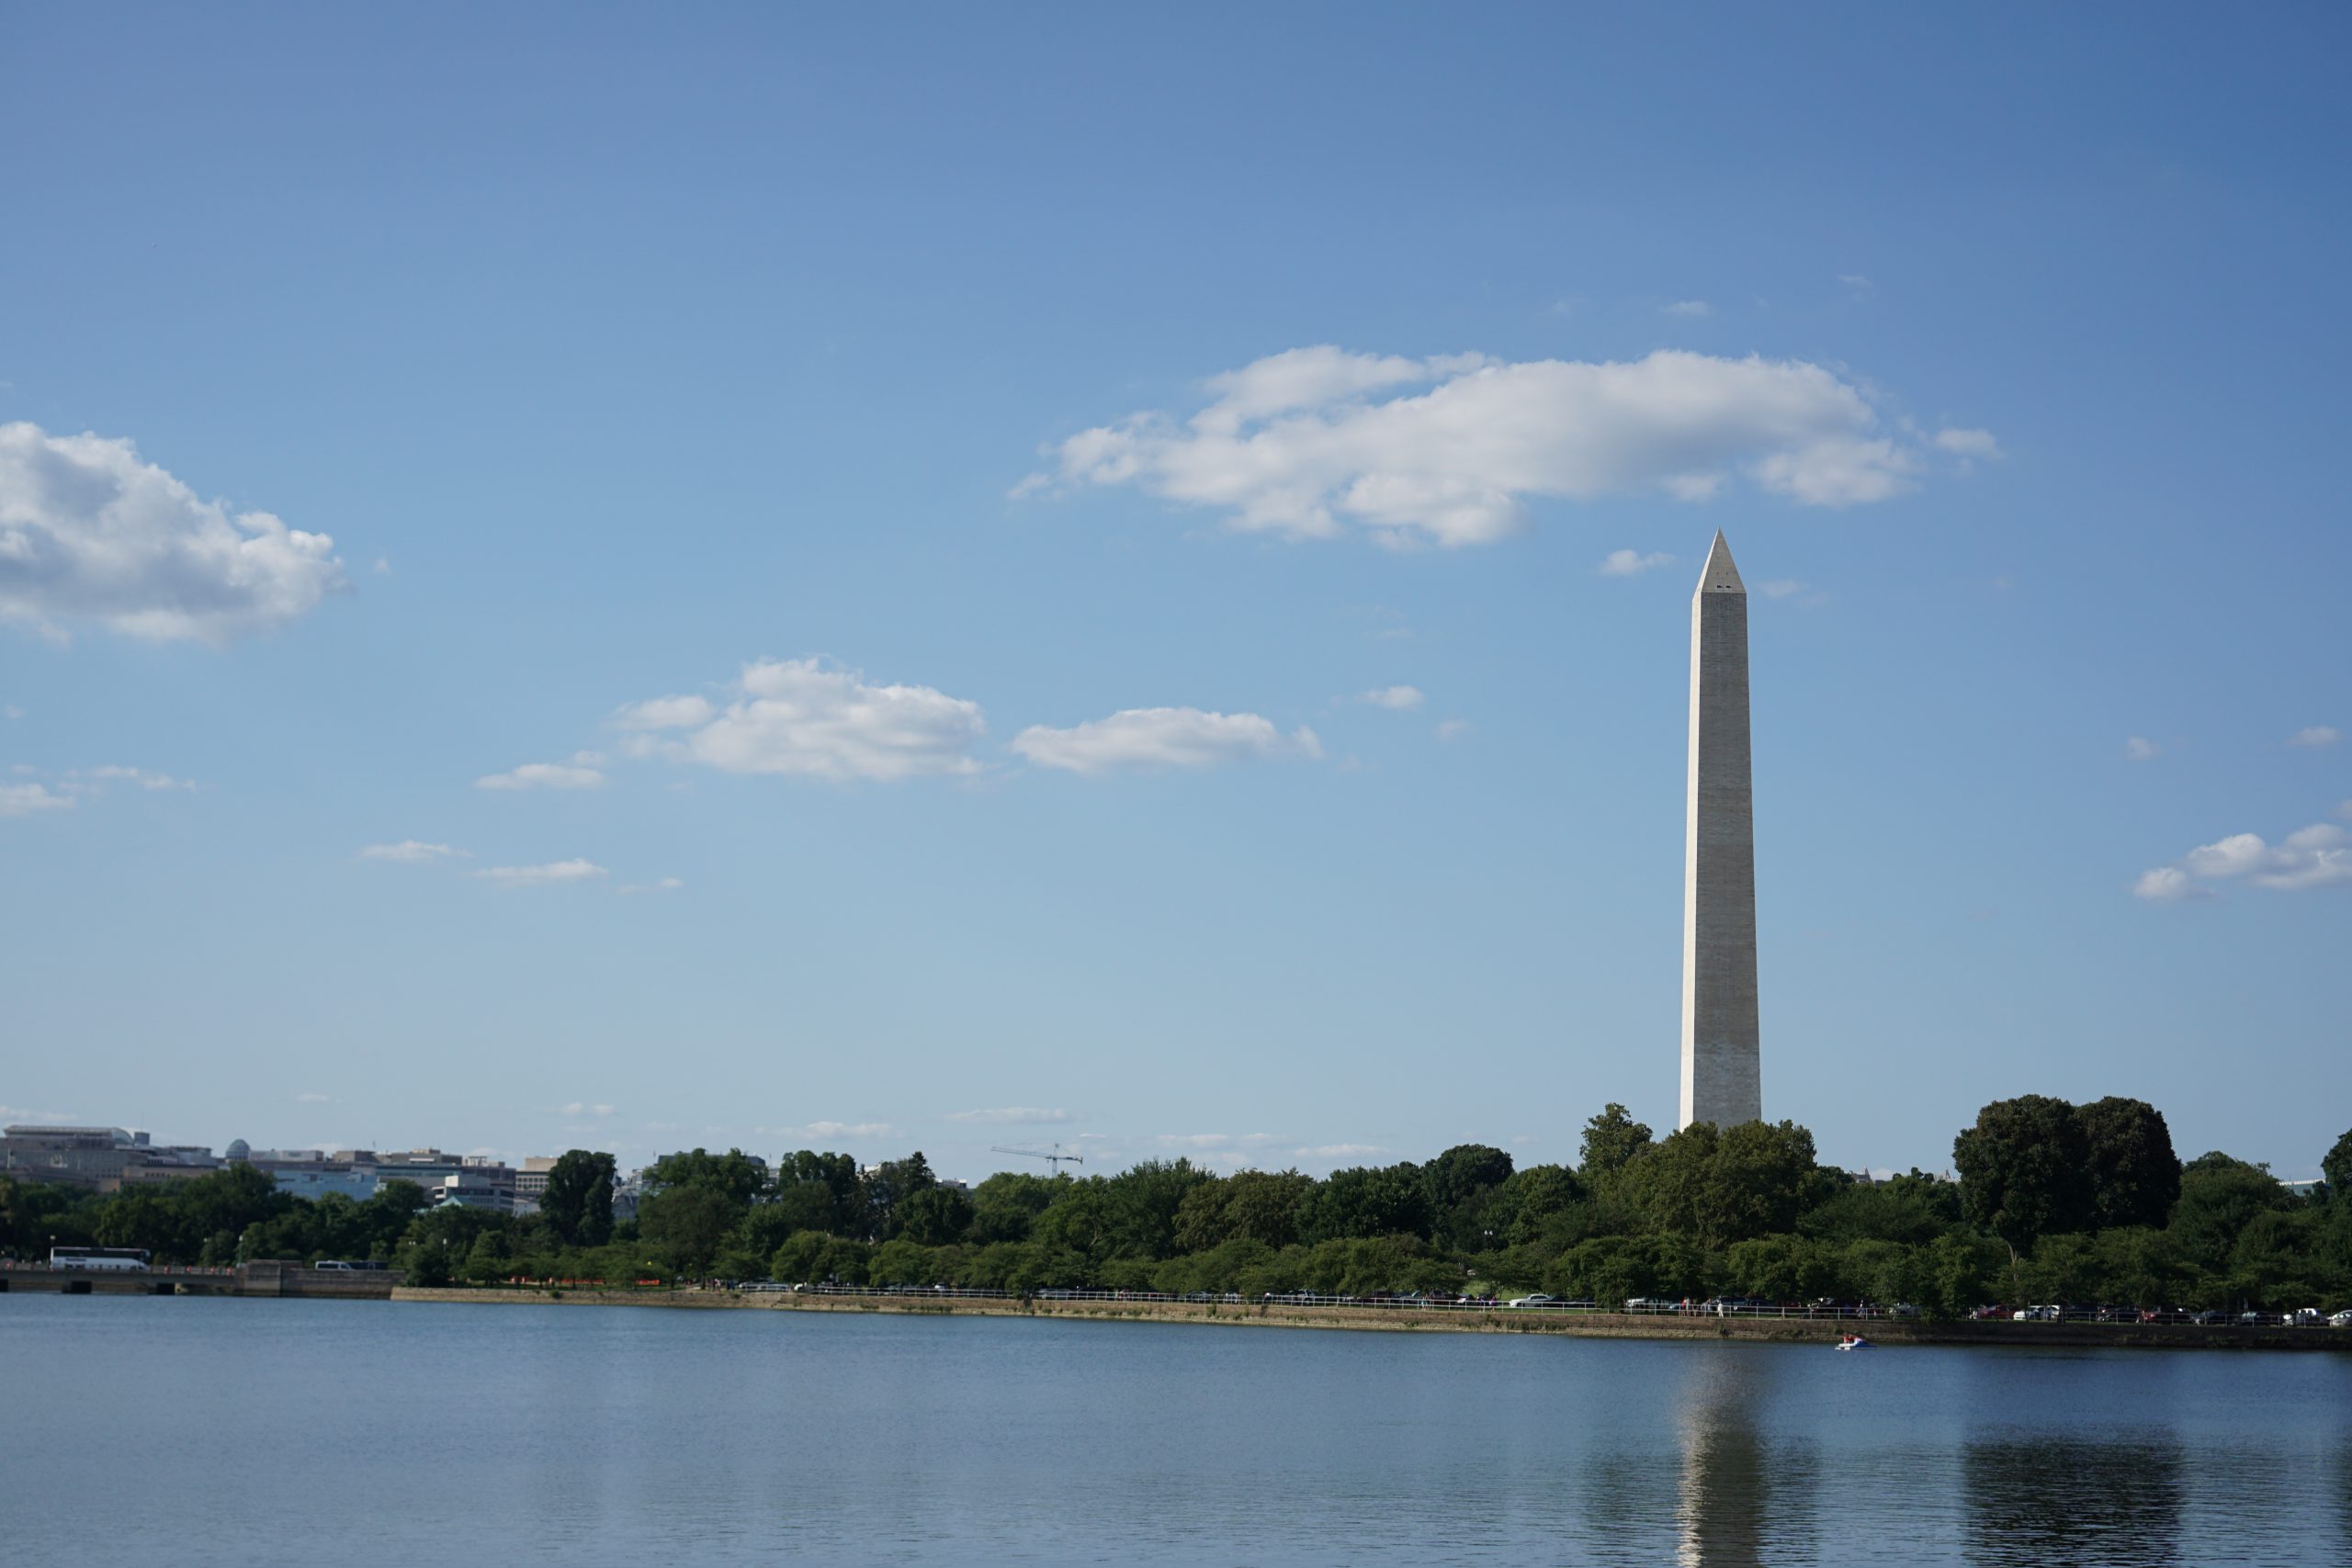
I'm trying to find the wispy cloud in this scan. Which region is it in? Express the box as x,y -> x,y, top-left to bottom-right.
1435,719 -> 1473,742
1356,685 -> 1424,711
0,782 -> 73,818
1295,1143 -> 1387,1160
618,876 -> 684,895
296,1092 -> 334,1104
1756,579 -> 1808,599
0,1104 -> 77,1124
766,1120 -> 894,1140
2123,737 -> 2160,762
2288,726 -> 2341,749
559,1101 -> 617,1118
1661,299 -> 1713,318
360,840 -> 469,863
1599,549 -> 1675,578
1012,707 -> 1321,775
945,1107 -> 1072,1125
83,765 -> 196,791
477,753 -> 606,791
475,859 -> 607,888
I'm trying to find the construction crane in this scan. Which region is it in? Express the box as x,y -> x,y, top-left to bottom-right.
991,1143 -> 1085,1173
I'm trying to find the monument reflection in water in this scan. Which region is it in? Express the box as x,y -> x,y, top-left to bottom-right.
1670,1350 -> 1815,1568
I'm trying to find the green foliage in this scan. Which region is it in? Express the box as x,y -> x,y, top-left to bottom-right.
1953,1094 -> 2093,1255
1578,1104 -> 1654,1187
2075,1098 -> 2182,1230
539,1151 -> 616,1247
9,1107 -> 2343,1315
2323,1127 -> 2352,1202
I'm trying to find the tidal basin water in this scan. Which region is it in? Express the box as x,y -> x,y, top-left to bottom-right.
6,1296 -> 2351,1566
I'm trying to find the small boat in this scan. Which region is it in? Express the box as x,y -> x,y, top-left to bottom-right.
1837,1334 -> 1874,1351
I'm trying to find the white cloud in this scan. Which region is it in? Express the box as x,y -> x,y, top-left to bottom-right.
946,1107 -> 1072,1125
1435,719 -> 1473,741
1012,707 -> 1321,775
0,421 -> 346,645
559,1101 -> 617,1118
477,753 -> 606,791
1838,274 -> 1875,292
1023,347 -> 1972,547
360,840 -> 468,863
474,858 -> 607,888
1757,579 -> 1808,599
1153,1133 -> 1279,1151
1599,549 -> 1675,577
2140,819 -> 2352,901
1932,427 -> 2004,459
1357,684 -> 1424,710
618,876 -> 684,895
86,764 -> 195,791
2123,737 -> 2160,762
768,1120 -> 894,1140
2132,867 -> 2209,903
295,1092 -> 333,1104
4,705 -> 21,719
1662,299 -> 1713,317
2288,726 -> 2341,749
0,781 -> 73,817
616,658 -> 985,782
1295,1143 -> 1387,1160
0,1104 -> 76,1124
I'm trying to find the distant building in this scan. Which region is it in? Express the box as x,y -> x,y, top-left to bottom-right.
513,1156 -> 561,1215
0,1126 -> 218,1191
2280,1178 -> 2325,1201
243,1149 -> 381,1203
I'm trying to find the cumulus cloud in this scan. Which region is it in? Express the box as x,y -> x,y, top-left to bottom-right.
360,840 -> 468,863
474,858 -> 607,888
1932,427 -> 2004,459
1022,346 -> 1975,547
1,781 -> 73,817
559,1101 -> 616,1118
2123,737 -> 2160,762
1012,707 -> 1321,775
2137,819 -> 2352,901
1295,1143 -> 1386,1160
617,876 -> 684,895
946,1107 -> 1072,1125
0,421 -> 346,645
2288,726 -> 2341,749
616,658 -> 985,782
1600,549 -> 1675,577
477,753 -> 606,791
1357,684 -> 1424,710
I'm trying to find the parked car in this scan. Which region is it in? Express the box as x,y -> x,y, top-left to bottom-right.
2284,1307 -> 2324,1326
2012,1304 -> 2062,1322
1506,1293 -> 1555,1308
2186,1308 -> 2224,1325
1624,1296 -> 1674,1312
2329,1310 -> 2352,1328
1968,1304 -> 2007,1321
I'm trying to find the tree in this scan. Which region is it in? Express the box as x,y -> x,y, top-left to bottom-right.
860,1153 -> 937,1241
897,1186 -> 975,1247
1101,1158 -> 1215,1259
1578,1104 -> 1654,1187
1952,1095 -> 2092,1258
646,1148 -> 767,1208
1616,1120 -> 1819,1249
1297,1164 -> 1432,1244
2075,1098 -> 2181,1230
539,1150 -> 616,1247
2167,1152 -> 2290,1272
968,1171 -> 1062,1245
639,1184 -> 739,1274
2323,1127 -> 2352,1202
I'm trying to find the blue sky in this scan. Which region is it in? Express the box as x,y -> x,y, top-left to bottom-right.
4,6 -> 2346,1180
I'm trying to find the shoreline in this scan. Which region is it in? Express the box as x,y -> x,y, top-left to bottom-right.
381,1286 -> 2352,1350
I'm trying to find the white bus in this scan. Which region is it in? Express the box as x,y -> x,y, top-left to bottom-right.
49,1246 -> 152,1271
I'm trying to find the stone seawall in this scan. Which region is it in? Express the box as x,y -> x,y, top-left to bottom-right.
385,1288 -> 2352,1351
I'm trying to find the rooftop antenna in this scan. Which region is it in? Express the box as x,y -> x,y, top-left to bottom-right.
991,1143 -> 1085,1173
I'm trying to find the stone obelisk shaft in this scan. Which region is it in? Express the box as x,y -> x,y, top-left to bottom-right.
1680,531 -> 1761,1130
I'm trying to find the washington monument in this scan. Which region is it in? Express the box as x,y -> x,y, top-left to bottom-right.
1679,531 -> 1761,1130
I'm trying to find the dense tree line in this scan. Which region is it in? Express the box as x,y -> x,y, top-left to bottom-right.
6,1109 -> 2350,1316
